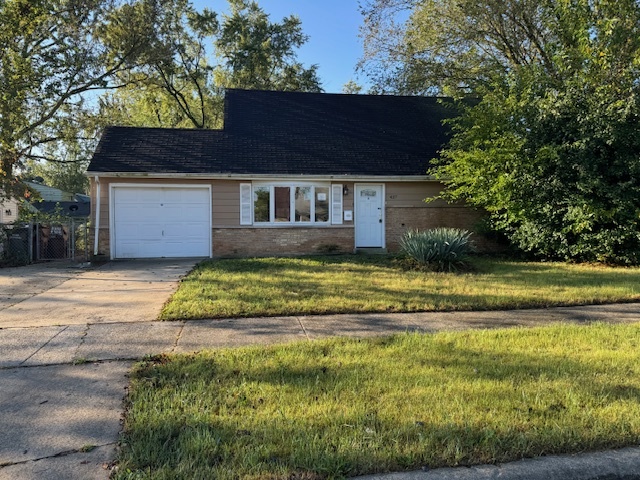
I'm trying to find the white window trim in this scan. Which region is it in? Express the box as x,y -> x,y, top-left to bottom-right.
250,181 -> 333,226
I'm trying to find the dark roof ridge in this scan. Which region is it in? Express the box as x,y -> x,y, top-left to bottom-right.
223,87 -> 454,101
101,125 -> 224,133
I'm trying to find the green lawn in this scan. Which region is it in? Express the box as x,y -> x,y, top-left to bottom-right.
116,323 -> 640,479
160,256 -> 640,320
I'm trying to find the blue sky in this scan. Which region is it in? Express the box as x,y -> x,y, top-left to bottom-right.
192,0 -> 367,92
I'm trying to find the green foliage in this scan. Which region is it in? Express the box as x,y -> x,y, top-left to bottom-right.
100,0 -> 322,130
1,0 -> 322,198
0,0 -> 162,195
116,324 -> 640,478
214,0 -> 322,92
359,0 -> 548,95
432,1 -> 640,264
361,0 -> 640,264
400,228 -> 473,271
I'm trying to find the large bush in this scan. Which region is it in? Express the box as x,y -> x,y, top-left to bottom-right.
400,228 -> 473,272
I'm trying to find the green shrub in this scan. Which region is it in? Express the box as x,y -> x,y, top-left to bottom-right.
400,228 -> 473,272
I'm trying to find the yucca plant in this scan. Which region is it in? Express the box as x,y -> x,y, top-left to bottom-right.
400,228 -> 473,272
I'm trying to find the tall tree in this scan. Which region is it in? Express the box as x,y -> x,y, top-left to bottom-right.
100,0 -> 322,130
214,0 -> 321,92
361,0 -> 640,264
99,0 -> 223,129
359,0 -> 553,95
0,0 -> 173,199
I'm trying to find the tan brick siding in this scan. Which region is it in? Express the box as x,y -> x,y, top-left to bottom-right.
212,227 -> 354,257
386,207 -> 499,252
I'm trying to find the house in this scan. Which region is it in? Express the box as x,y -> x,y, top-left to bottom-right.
24,181 -> 90,221
0,196 -> 19,224
25,181 -> 75,202
87,89 -> 487,259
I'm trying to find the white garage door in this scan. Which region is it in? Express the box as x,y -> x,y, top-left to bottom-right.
112,186 -> 211,259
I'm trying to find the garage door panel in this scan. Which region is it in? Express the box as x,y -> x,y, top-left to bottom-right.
164,207 -> 210,222
112,186 -> 211,259
163,222 -> 208,239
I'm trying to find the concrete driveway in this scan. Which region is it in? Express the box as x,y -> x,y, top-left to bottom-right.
0,259 -> 198,328
0,259 -> 198,480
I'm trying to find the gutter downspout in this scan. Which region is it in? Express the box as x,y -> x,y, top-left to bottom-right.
93,176 -> 101,256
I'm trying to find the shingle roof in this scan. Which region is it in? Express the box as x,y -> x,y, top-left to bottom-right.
87,89 -> 457,177
31,201 -> 91,218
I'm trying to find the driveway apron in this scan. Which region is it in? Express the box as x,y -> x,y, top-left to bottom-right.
0,259 -> 197,328
0,259 -> 197,480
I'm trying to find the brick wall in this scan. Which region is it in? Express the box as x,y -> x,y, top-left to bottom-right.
386,207 -> 500,252
213,227 -> 354,257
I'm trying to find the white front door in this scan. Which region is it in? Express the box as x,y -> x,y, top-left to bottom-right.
355,184 -> 384,247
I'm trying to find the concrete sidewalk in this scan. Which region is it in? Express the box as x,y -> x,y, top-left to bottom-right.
3,303 -> 640,367
1,303 -> 640,479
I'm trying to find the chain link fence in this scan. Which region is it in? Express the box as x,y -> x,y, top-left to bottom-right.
0,220 -> 90,267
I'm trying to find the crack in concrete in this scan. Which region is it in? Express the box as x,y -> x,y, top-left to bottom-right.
0,442 -> 117,469
72,324 -> 91,361
297,317 -> 311,341
171,322 -> 186,352
0,357 -> 133,371
19,326 -> 69,366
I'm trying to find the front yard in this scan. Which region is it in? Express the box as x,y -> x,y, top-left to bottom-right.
114,255 -> 640,479
161,255 -> 640,320
116,323 -> 640,479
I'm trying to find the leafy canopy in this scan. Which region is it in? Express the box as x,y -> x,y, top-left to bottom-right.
1,0 -> 321,199
361,0 -> 640,264
0,0 -> 176,198
99,0 -> 322,130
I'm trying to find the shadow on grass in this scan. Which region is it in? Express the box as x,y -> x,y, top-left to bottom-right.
174,257 -> 640,318
118,332 -> 640,478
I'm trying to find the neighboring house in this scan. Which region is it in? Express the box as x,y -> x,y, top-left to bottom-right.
30,201 -> 91,219
87,89 -> 487,259
0,196 -> 19,224
23,181 -> 90,221
25,181 -> 75,202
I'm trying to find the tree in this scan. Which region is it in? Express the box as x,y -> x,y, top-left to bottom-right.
0,0 -> 174,199
214,0 -> 321,92
98,0 -> 223,129
361,0 -> 640,264
359,0 -> 554,95
99,0 -> 322,130
342,80 -> 364,94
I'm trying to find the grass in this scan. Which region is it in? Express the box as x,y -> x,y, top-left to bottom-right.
115,323 -> 640,479
160,255 -> 640,320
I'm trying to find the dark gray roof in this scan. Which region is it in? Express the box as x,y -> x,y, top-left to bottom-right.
88,89 -> 458,177
32,201 -> 91,218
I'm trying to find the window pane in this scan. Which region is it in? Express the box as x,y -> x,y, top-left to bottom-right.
274,187 -> 290,222
253,186 -> 270,223
315,187 -> 329,222
295,187 -> 311,222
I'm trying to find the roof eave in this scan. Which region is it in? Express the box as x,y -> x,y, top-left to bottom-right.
85,171 -> 438,182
